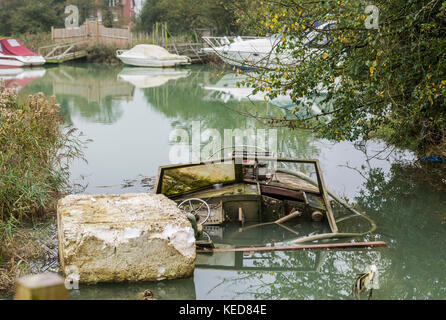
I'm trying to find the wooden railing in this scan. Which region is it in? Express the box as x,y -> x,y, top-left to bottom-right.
51,20 -> 132,48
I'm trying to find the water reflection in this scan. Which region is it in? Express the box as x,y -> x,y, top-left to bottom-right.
71,277 -> 196,300
195,248 -> 388,300
0,68 -> 46,91
14,64 -> 446,300
354,162 -> 446,299
118,67 -> 191,88
202,73 -> 324,117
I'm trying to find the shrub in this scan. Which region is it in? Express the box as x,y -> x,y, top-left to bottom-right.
0,85 -> 83,221
86,44 -> 122,64
0,82 -> 84,295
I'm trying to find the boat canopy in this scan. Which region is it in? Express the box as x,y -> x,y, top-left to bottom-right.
127,44 -> 186,61
0,38 -> 38,56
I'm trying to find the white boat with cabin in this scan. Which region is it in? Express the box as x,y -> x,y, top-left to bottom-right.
116,44 -> 191,67
202,21 -> 336,69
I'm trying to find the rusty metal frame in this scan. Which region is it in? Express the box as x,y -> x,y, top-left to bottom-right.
154,155 -> 339,234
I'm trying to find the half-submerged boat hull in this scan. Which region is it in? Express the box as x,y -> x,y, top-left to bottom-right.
154,150 -> 377,244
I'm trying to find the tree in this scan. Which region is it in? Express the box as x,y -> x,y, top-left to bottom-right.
134,0 -> 165,33
134,0 -> 239,35
70,0 -> 96,25
99,0 -> 114,27
236,0 -> 446,159
0,0 -> 66,36
9,0 -> 62,34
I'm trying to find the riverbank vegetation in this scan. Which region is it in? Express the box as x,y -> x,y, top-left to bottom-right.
86,44 -> 121,64
135,0 -> 240,36
0,83 -> 84,294
0,0 -> 123,36
232,0 -> 445,160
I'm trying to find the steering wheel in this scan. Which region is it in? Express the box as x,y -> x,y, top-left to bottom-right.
178,198 -> 211,225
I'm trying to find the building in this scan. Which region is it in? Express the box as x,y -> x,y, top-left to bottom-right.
96,0 -> 138,27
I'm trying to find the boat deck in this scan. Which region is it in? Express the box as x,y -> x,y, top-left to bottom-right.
245,171 -> 320,194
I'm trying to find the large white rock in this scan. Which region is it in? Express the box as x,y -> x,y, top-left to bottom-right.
57,193 -> 195,283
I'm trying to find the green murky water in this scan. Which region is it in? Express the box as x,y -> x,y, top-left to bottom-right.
7,63 -> 446,299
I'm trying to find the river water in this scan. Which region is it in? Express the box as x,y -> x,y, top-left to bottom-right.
7,63 -> 446,299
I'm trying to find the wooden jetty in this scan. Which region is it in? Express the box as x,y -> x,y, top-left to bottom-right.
166,43 -> 208,64
39,41 -> 88,64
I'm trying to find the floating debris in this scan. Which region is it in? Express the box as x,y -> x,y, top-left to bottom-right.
121,175 -> 155,192
142,289 -> 156,300
353,265 -> 379,300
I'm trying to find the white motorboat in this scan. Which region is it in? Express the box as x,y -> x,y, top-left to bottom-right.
0,38 -> 45,67
116,44 -> 191,67
202,21 -> 336,69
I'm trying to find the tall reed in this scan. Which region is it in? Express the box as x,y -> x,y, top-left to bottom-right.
0,82 -> 85,294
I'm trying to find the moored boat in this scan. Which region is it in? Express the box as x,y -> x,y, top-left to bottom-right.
116,44 -> 191,67
202,21 -> 336,69
0,38 -> 46,67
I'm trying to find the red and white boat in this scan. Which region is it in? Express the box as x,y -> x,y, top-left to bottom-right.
0,38 -> 45,67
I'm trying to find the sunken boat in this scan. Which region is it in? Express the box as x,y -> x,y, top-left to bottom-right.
154,150 -> 379,249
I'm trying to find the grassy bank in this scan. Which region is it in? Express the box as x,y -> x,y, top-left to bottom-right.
86,44 -> 123,65
17,33 -> 53,53
0,83 -> 84,295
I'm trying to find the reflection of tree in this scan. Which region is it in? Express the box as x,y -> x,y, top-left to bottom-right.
21,65 -> 134,125
208,249 -> 388,300
353,162 -> 446,299
143,69 -> 320,160
59,94 -> 124,125
204,161 -> 445,300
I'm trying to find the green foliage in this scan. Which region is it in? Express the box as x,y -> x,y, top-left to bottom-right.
17,33 -> 53,52
0,0 -> 113,36
70,0 -> 96,24
236,0 -> 446,158
97,0 -> 114,27
2,0 -> 63,35
135,0 -> 240,35
134,0 -> 165,33
102,8 -> 115,28
0,84 -> 84,221
86,44 -> 122,64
